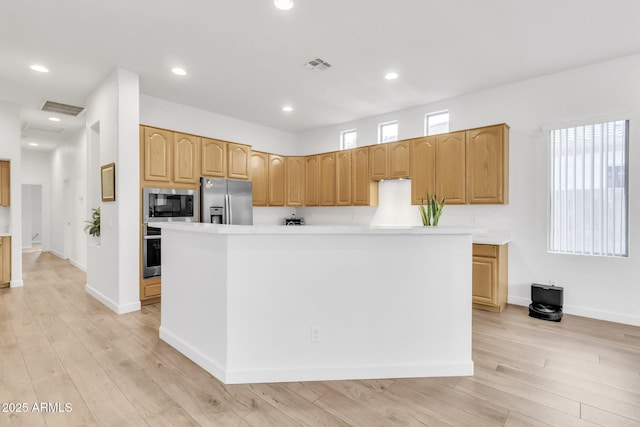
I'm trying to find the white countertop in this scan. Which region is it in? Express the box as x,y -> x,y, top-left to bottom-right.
155,222 -> 487,236
472,234 -> 512,245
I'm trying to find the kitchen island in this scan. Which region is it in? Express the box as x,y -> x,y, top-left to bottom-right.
156,223 -> 478,384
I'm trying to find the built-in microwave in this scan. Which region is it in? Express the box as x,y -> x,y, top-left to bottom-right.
143,187 -> 198,223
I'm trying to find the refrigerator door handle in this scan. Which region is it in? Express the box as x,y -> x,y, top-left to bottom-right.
225,193 -> 232,224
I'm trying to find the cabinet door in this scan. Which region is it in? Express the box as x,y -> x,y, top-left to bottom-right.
467,124 -> 509,204
319,152 -> 336,206
0,236 -> 10,286
250,152 -> 269,206
268,155 -> 285,206
472,256 -> 497,306
142,278 -> 161,299
174,133 -> 199,184
336,150 -> 352,206
227,143 -> 251,180
410,137 -> 436,205
305,155 -> 319,206
285,157 -> 305,206
352,147 -> 377,206
435,131 -> 466,204
201,138 -> 227,177
143,127 -> 172,183
0,161 -> 10,207
388,140 -> 410,178
369,144 -> 388,180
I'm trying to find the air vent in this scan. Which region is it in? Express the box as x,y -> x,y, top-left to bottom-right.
41,100 -> 84,116
23,122 -> 64,134
304,58 -> 332,72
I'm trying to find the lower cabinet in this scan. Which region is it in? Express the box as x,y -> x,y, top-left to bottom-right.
141,277 -> 161,302
472,243 -> 508,312
0,236 -> 11,287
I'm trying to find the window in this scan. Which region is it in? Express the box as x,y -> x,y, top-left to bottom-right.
378,121 -> 398,143
340,129 -> 357,150
548,120 -> 628,257
425,111 -> 449,136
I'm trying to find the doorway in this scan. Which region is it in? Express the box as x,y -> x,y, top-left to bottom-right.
21,184 -> 43,253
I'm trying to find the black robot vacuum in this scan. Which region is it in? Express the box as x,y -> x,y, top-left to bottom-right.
528,283 -> 563,322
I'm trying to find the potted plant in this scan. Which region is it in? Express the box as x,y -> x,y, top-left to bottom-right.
418,194 -> 446,226
84,207 -> 101,237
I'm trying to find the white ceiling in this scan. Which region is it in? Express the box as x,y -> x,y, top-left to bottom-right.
3,0 -> 640,151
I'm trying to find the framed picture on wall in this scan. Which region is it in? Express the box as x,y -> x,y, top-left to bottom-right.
101,163 -> 115,202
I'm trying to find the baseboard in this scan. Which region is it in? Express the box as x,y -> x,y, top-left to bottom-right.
159,326 -> 473,385
10,279 -> 23,288
48,248 -> 65,259
508,295 -> 640,327
85,284 -> 141,315
70,259 -> 86,272
159,326 -> 228,382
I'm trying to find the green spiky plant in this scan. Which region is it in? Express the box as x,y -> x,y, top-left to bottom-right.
84,207 -> 101,237
419,194 -> 446,226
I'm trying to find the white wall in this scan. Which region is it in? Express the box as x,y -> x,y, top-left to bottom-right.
297,53 -> 640,326
0,102 -> 22,287
22,150 -> 51,251
140,95 -> 297,155
20,184 -> 42,248
85,69 -> 140,314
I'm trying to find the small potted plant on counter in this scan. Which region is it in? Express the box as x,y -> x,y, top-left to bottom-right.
419,194 -> 446,226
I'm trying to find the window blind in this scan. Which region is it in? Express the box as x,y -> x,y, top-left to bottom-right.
548,120 -> 628,257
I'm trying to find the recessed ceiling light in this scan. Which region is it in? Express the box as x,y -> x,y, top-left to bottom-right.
282,106 -> 293,112
28,142 -> 39,147
385,72 -> 399,80
30,64 -> 49,73
274,0 -> 294,10
48,117 -> 61,122
172,67 -> 187,76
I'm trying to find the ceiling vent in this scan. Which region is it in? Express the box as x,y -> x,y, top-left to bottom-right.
41,100 -> 84,116
304,58 -> 332,72
22,122 -> 65,134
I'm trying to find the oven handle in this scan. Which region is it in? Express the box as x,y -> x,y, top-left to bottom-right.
143,235 -> 161,240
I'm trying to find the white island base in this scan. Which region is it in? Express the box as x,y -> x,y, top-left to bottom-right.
157,224 -> 474,384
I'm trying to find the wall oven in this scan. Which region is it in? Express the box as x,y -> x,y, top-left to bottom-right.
142,225 -> 161,278
142,188 -> 198,279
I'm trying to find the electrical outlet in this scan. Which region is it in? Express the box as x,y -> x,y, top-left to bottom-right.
311,327 -> 320,342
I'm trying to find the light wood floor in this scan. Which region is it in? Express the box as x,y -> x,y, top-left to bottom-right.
2,252 -> 640,427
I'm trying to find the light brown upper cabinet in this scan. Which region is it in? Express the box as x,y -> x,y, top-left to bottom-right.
388,140 -> 410,178
201,138 -> 227,177
143,127 -> 172,183
369,144 -> 388,180
285,157 -> 305,206
0,236 -> 10,287
174,133 -> 199,184
227,143 -> 251,180
410,136 -> 436,205
0,160 -> 10,207
466,124 -> 509,204
319,152 -> 336,206
268,155 -> 285,206
335,150 -> 352,206
435,131 -> 466,204
352,147 -> 378,206
305,155 -> 320,206
250,151 -> 269,206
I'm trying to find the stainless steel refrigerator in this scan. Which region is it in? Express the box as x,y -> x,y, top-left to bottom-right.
200,178 -> 253,225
